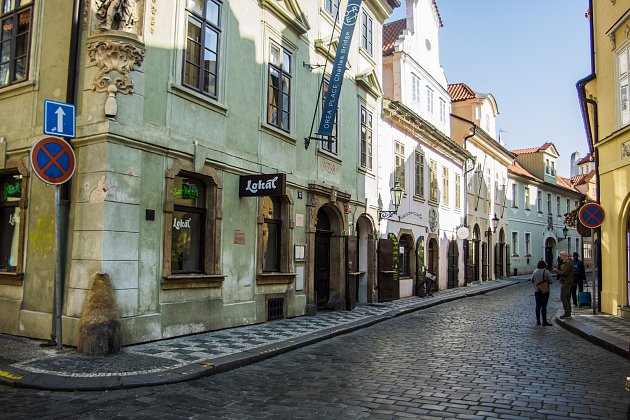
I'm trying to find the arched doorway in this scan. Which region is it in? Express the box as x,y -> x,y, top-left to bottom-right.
355,216 -> 373,304
472,225 -> 480,282
496,228 -> 505,278
428,237 -> 439,290
545,237 -> 556,270
315,209 -> 332,308
447,240 -> 459,289
416,236 -> 425,294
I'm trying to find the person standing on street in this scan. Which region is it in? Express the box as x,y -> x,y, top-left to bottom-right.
532,260 -> 552,326
571,252 -> 586,306
553,251 -> 574,319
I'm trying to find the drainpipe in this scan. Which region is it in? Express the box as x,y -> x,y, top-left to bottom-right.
462,123 -> 477,285
52,0 -> 82,351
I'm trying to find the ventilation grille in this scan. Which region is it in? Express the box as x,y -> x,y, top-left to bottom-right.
267,298 -> 285,321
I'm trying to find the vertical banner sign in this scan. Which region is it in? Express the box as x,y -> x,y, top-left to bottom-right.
317,0 -> 363,137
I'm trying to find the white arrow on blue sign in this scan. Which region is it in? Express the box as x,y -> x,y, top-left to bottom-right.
44,99 -> 76,138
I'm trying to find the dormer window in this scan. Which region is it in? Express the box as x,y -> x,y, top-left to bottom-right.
550,161 -> 555,176
545,159 -> 550,174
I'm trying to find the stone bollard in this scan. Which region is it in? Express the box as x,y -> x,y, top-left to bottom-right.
77,273 -> 122,355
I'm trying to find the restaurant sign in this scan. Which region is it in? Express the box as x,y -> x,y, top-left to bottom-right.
239,173 -> 286,197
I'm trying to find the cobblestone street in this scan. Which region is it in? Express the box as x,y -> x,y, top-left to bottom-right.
2,281 -> 629,419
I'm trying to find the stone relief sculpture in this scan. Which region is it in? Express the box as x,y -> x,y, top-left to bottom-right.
96,0 -> 137,32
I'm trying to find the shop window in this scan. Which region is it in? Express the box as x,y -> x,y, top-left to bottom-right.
261,196 -> 281,272
398,235 -> 412,277
0,0 -> 32,87
0,172 -> 25,280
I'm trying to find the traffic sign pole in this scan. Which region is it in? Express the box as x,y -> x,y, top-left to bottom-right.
592,228 -> 597,315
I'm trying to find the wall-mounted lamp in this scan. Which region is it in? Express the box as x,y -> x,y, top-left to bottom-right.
557,224 -> 569,242
378,181 -> 404,221
484,213 -> 499,237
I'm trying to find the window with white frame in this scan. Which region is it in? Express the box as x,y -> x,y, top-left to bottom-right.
426,87 -> 434,114
455,173 -> 461,209
442,167 -> 449,206
525,232 -> 531,256
566,198 -> 570,213
0,0 -> 32,87
551,161 -> 555,176
556,196 -> 561,216
414,150 -> 424,198
583,241 -> 592,259
524,187 -> 530,210
361,10 -> 373,55
267,42 -> 292,131
429,160 -> 438,203
511,232 -> 518,256
184,0 -> 221,98
545,159 -> 550,174
395,141 -> 405,188
537,191 -> 542,213
439,98 -> 446,123
411,73 -> 421,104
324,0 -> 339,18
512,183 -> 517,207
618,44 -> 630,126
547,193 -> 552,214
360,106 -> 373,170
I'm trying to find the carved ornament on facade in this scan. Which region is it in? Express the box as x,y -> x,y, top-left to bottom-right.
96,0 -> 138,32
150,0 -> 157,34
622,140 -> 630,159
87,35 -> 145,117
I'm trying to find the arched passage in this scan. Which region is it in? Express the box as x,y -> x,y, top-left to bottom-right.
428,237 -> 439,290
314,204 -> 345,310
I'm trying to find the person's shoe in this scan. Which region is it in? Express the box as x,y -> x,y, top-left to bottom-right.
537,321 -> 541,325
559,314 -> 572,319
543,322 -> 553,326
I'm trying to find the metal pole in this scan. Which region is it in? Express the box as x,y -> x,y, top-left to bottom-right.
592,228 -> 596,315
55,186 -> 63,351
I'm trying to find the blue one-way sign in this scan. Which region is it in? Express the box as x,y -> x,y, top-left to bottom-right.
44,100 -> 76,138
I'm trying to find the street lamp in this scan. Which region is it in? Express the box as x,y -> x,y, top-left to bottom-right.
378,181 -> 404,221
485,213 -> 499,237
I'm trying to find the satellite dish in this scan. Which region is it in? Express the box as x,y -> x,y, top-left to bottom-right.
456,226 -> 470,240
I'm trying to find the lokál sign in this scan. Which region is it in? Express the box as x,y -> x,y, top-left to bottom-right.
239,173 -> 286,197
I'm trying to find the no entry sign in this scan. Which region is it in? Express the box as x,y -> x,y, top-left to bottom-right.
30,136 -> 76,185
578,203 -> 605,229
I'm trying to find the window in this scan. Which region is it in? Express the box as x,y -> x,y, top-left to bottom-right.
545,159 -> 550,174
429,160 -> 438,202
267,42 -> 291,131
574,200 -> 579,209
361,10 -> 373,55
411,73 -> 421,104
525,233 -> 531,256
442,167 -> 449,206
395,142 -> 405,187
618,45 -> 630,125
414,150 -> 424,198
426,87 -> 434,114
566,198 -> 570,213
324,0 -> 339,18
575,238 -> 580,254
583,241 -> 592,259
170,175 -> 207,273
551,161 -> 555,176
261,196 -> 281,272
556,196 -> 561,216
184,0 -> 221,97
455,174 -> 461,210
568,237 -> 572,254
511,232 -> 518,256
439,98 -> 446,123
0,173 -> 23,273
547,193 -> 552,214
0,0 -> 32,87
398,235 -> 412,277
360,106 -> 373,170
524,187 -> 530,210
511,183 -> 517,207
321,79 -> 338,154
537,191 -> 542,213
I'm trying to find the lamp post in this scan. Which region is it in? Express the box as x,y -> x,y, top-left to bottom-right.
378,181 -> 404,221
485,213 -> 499,237
563,224 -> 569,252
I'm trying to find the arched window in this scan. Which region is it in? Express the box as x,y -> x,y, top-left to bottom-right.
261,196 -> 281,272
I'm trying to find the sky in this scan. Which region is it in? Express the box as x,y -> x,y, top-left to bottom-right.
387,1 -> 591,177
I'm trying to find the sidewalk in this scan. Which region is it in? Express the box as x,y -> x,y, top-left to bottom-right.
0,275 -> 626,392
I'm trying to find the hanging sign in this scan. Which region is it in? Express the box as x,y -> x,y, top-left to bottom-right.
239,173 -> 286,197
317,0 -> 363,137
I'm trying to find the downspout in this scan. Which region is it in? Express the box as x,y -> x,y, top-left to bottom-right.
53,0 -> 82,350
462,123 -> 477,286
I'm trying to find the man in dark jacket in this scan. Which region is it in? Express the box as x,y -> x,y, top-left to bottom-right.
554,251 -> 574,318
571,252 -> 586,305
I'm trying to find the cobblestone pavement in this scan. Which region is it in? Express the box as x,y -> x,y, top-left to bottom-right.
2,280 -> 630,419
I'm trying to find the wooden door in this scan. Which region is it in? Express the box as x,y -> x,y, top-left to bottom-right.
378,238 -> 398,301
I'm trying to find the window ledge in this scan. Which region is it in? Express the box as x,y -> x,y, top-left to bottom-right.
260,123 -> 297,145
169,83 -> 228,116
162,274 -> 225,290
316,147 -> 341,163
0,272 -> 24,286
256,272 -> 296,285
413,195 -> 426,203
356,166 -> 375,178
0,79 -> 37,100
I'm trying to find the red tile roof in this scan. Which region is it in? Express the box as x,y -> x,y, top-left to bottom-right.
571,170 -> 596,186
511,142 -> 554,155
556,176 -> 578,192
448,83 -> 476,102
577,152 -> 593,165
508,162 -> 541,182
382,19 -> 406,56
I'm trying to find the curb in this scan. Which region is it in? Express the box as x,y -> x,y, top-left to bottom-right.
555,310 -> 629,359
